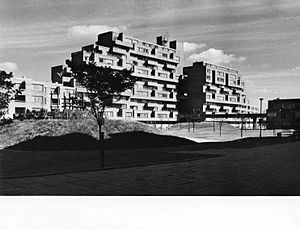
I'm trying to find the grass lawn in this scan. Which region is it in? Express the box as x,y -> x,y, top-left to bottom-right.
0,118 -> 160,149
165,122 -> 279,142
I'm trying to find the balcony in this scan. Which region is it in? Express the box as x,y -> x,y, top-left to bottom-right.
165,84 -> 176,89
145,59 -> 158,66
132,67 -> 178,83
166,104 -> 176,109
114,99 -> 128,105
205,84 -> 218,92
122,89 -> 132,96
130,46 -> 180,64
115,39 -> 133,48
110,46 -> 128,55
220,87 -> 232,94
207,104 -> 220,110
164,63 -> 176,70
147,81 -> 159,87
147,102 -> 159,107
232,88 -> 243,94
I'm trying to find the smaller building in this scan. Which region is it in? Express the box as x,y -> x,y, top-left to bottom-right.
7,76 -> 84,118
267,98 -> 300,129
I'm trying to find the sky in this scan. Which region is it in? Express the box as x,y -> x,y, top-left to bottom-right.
1,0 -> 300,108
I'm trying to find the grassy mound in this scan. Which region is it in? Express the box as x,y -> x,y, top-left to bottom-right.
0,118 -> 160,149
6,131 -> 196,151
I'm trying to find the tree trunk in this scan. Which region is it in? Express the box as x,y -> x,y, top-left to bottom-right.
98,119 -> 104,168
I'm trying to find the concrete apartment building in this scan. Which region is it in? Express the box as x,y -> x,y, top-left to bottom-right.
7,76 -> 77,118
7,32 -> 258,124
52,31 -> 184,124
178,61 -> 256,121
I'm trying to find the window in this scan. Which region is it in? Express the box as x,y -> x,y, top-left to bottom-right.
138,47 -> 149,53
136,91 -> 149,97
130,106 -> 138,110
104,111 -> 114,117
32,96 -> 43,103
15,107 -> 26,114
206,76 -> 211,81
206,94 -> 211,99
268,112 -> 277,117
230,74 -> 236,79
157,93 -> 168,98
217,71 -> 224,76
207,69 -> 211,74
137,113 -> 148,118
158,72 -> 168,78
99,58 -> 113,65
125,112 -> 132,117
217,77 -> 225,83
230,97 -> 237,102
217,96 -> 224,101
137,69 -> 148,75
32,84 -> 43,91
158,52 -> 168,58
15,95 -> 26,102
230,80 -> 236,85
157,114 -> 167,118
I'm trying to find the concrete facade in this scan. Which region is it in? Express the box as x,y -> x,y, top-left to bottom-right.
54,31 -> 184,123
7,76 -> 77,118
7,32 -> 258,123
178,61 -> 257,120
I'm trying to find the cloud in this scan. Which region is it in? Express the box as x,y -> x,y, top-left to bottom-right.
183,42 -> 206,52
243,69 -> 300,104
188,48 -> 246,64
67,25 -> 127,39
0,61 -> 19,73
243,69 -> 300,80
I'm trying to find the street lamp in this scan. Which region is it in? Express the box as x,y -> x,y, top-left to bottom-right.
259,97 -> 264,138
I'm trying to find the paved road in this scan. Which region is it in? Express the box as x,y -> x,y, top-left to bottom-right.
1,141 -> 299,195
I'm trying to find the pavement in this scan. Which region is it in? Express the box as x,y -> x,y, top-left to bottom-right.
1,140 -> 299,195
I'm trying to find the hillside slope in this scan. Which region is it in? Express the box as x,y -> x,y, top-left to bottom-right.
0,118 -> 160,149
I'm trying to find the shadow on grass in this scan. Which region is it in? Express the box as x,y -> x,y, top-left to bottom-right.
1,132 -> 219,179
1,132 -> 296,179
6,131 -> 196,151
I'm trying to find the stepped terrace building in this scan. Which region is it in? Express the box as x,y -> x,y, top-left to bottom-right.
52,31 -> 184,124
178,61 -> 255,121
